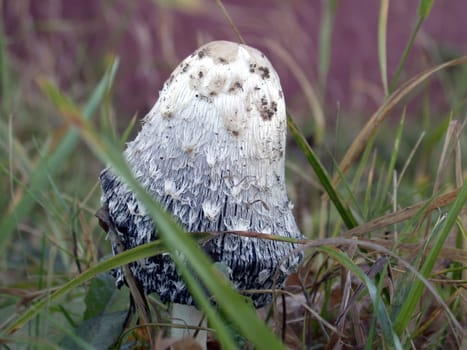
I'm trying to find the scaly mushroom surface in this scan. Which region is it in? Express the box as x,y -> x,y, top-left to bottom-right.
99,40 -> 303,308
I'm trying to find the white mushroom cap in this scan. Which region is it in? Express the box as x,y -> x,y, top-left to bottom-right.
99,41 -> 303,307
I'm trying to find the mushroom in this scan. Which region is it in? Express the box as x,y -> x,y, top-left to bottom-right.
97,40 -> 303,346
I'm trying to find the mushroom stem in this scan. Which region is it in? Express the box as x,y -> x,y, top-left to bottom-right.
171,303 -> 207,349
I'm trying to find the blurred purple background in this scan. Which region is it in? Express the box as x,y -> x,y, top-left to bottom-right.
3,0 -> 466,123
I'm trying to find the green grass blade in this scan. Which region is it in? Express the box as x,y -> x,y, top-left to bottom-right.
393,181 -> 467,335
5,234 -> 237,350
389,18 -> 422,93
0,60 -> 119,254
377,110 -> 405,213
365,262 -> 390,350
418,0 -> 435,19
354,133 -> 377,219
37,82 -> 238,348
335,56 -> 467,187
168,252 -> 238,350
0,10 -> 10,119
318,0 -> 338,96
92,135 -> 285,350
37,81 -> 288,349
389,0 -> 435,93
2,240 -> 166,335
0,122 -> 33,177
378,0 -> 389,96
329,156 -> 364,229
287,113 -> 358,229
318,246 -> 402,349
119,114 -> 137,146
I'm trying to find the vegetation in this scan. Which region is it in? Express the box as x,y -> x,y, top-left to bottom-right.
0,0 -> 465,349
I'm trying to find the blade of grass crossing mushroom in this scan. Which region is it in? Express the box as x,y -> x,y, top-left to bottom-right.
287,113 -> 358,229
41,81 -> 288,350
33,83 -> 238,349
2,226 -> 303,337
100,134 -> 285,349
4,234 -> 235,350
93,131 -> 285,350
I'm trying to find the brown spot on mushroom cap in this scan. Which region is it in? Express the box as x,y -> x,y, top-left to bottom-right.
162,110 -> 173,119
182,63 -> 190,73
203,75 -> 228,97
197,48 -> 208,58
217,57 -> 228,64
228,81 -> 243,93
258,98 -> 278,121
260,109 -> 274,120
258,66 -> 270,79
168,74 -> 175,84
184,146 -> 194,155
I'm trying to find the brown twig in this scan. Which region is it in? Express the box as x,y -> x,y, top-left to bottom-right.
96,205 -> 154,345
342,189 -> 459,237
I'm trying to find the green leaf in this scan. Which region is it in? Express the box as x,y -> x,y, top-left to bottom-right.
83,273 -> 129,321
59,311 -> 127,350
2,239 -> 167,336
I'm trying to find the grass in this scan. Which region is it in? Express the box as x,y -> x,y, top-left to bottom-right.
1,1 -> 466,349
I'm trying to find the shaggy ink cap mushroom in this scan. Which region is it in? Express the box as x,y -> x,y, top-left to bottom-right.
99,40 -> 304,307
